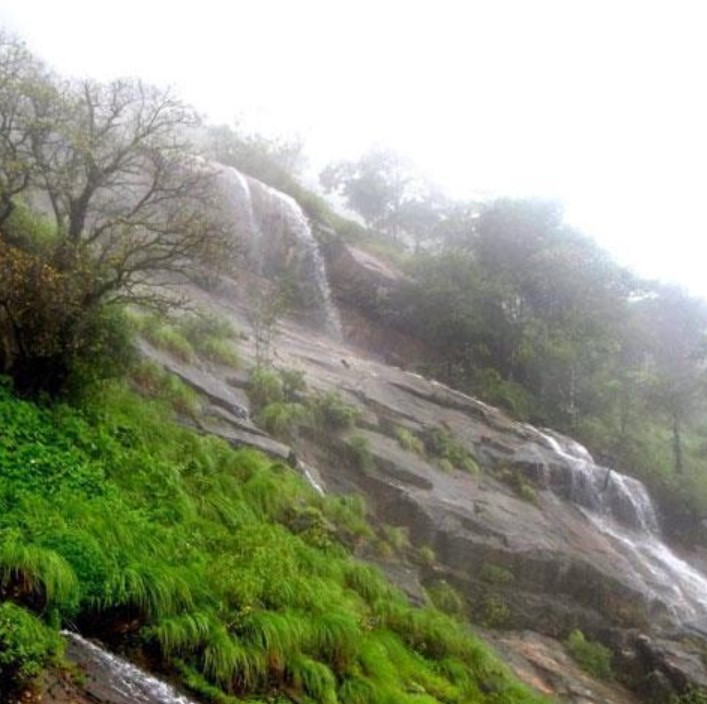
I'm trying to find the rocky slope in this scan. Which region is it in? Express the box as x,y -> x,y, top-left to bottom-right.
40,167 -> 707,704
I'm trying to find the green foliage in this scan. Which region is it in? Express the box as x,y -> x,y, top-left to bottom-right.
479,563 -> 514,586
247,366 -> 285,411
423,428 -> 478,474
565,630 -> 613,680
310,391 -> 361,432
475,595 -> 511,628
131,361 -> 202,417
672,687 -> 707,704
417,546 -> 436,566
495,467 -> 539,504
395,426 -> 426,455
0,602 -> 62,693
256,402 -> 311,442
0,382 -> 545,704
426,581 -> 466,618
177,313 -> 240,368
345,435 -> 374,472
382,525 -> 410,553
130,310 -> 241,369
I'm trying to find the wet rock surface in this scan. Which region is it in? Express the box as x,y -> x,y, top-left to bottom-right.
74,188 -> 707,701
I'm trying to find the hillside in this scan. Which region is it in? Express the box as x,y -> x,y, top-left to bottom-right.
2,32 -> 707,704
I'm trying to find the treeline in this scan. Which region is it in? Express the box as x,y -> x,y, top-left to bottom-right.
320,152 -> 707,535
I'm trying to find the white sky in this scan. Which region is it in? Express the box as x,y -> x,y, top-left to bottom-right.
2,0 -> 707,296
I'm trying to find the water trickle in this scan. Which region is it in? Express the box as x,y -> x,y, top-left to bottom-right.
534,429 -> 660,533
62,631 -> 197,704
216,164 -> 342,339
524,428 -> 707,629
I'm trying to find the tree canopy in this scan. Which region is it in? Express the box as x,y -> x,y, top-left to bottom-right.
0,34 -> 229,392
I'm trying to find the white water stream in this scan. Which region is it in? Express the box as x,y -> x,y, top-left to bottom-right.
62,631 -> 197,704
216,165 -> 342,339
532,429 -> 707,629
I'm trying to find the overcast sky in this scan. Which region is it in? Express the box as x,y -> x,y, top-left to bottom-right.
2,1 -> 706,296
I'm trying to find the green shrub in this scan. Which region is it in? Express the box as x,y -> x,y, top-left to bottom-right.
345,436 -> 374,472
255,402 -> 312,442
426,581 -> 466,617
311,392 -> 361,432
247,366 -> 284,411
395,427 -> 425,455
424,428 -> 478,474
382,525 -> 410,552
565,630 -> 613,680
145,322 -> 196,363
130,361 -> 202,417
479,563 -> 514,585
672,688 -> 707,704
0,381 -> 546,704
418,545 -> 436,566
496,467 -> 539,504
0,602 -> 62,693
476,595 -> 511,628
279,368 -> 307,399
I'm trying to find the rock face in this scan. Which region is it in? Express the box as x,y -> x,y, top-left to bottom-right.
321,237 -> 427,365
130,173 -> 707,702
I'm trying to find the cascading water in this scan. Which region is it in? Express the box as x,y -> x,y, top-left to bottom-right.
62,631 -> 197,704
216,164 -> 342,339
525,429 -> 707,631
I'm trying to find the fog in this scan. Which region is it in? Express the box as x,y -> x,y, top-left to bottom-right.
3,0 -> 706,294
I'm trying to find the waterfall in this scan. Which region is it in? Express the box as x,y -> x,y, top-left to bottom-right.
215,164 -> 342,339
62,631 -> 197,704
523,429 -> 707,630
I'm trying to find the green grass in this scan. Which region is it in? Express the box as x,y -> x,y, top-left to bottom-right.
424,428 -> 479,474
395,426 -> 426,456
565,629 -> 613,680
247,366 -> 361,441
128,309 -> 241,369
0,379 -> 546,703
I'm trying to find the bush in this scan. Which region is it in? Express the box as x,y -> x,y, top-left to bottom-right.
394,427 -> 425,455
479,563 -> 514,585
248,366 -> 284,411
424,428 -> 479,474
255,402 -> 311,442
426,581 -> 466,617
672,688 -> 707,704
565,630 -> 613,680
131,361 -> 202,417
311,392 -> 360,432
0,602 -> 62,693
345,436 -> 374,472
476,594 -> 511,628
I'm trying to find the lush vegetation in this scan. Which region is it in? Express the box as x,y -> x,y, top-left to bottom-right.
0,380 -> 545,703
313,148 -> 707,538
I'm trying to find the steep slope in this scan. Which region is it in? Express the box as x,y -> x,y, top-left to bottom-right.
131,165 -> 707,702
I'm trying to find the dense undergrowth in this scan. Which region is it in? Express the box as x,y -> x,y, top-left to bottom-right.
0,379 -> 545,704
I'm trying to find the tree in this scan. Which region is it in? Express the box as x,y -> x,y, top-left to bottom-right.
320,148 -> 444,245
29,78 -> 229,306
0,37 -> 230,393
635,285 -> 707,474
0,32 -> 42,227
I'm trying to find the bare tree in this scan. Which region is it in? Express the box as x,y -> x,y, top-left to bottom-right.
0,38 -> 233,391
25,77 -> 230,307
0,32 -> 42,226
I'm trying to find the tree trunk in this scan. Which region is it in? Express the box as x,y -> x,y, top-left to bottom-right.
672,411 -> 684,475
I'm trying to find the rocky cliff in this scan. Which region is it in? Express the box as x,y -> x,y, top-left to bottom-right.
49,167 -> 707,704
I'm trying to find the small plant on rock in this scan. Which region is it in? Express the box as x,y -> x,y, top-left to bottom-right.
565,629 -> 613,680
